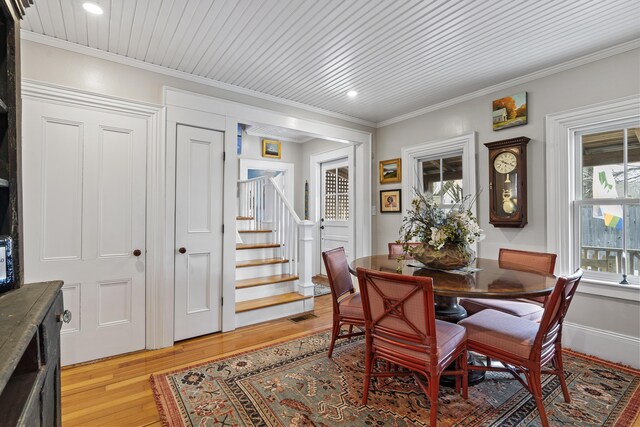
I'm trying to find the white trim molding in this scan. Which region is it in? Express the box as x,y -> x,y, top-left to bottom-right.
401,132 -> 477,215
563,322 -> 640,369
545,95 -> 640,289
21,79 -> 167,350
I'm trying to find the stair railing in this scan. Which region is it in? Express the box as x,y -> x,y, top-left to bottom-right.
267,176 -> 300,277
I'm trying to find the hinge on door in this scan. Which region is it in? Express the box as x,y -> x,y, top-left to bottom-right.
223,152 -> 226,161
222,224 -> 225,233
221,297 -> 224,306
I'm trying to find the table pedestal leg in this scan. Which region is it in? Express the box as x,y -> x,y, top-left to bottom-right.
435,295 -> 485,387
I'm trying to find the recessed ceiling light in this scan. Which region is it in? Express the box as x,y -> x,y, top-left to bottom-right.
347,90 -> 358,98
82,2 -> 103,15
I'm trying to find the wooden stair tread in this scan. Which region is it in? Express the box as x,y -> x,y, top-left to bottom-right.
238,229 -> 272,233
236,292 -> 310,313
236,274 -> 299,289
236,216 -> 254,220
237,258 -> 289,268
236,243 -> 281,250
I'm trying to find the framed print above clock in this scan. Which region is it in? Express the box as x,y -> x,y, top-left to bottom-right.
485,136 -> 530,227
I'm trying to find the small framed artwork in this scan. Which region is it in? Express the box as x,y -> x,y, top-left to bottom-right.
262,139 -> 281,159
492,91 -> 527,131
380,189 -> 401,213
379,158 -> 402,184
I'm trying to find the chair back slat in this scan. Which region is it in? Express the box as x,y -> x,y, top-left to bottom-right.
499,248 -> 557,274
532,269 -> 583,362
357,268 -> 437,358
322,247 -> 355,303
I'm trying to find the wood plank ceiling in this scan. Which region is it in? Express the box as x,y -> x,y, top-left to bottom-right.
22,0 -> 640,124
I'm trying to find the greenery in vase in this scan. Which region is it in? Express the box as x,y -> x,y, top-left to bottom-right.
399,191 -> 484,253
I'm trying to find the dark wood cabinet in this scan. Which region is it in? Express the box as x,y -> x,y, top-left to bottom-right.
0,0 -> 32,287
0,282 -> 64,426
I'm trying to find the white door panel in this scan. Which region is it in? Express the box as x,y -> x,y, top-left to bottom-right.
22,99 -> 147,365
320,159 -> 354,274
174,125 -> 223,341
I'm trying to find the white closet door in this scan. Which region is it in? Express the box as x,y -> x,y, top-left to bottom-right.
174,125 -> 223,341
22,99 -> 147,365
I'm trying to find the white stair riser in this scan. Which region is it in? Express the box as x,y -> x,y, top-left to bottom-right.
236,298 -> 314,328
236,281 -> 297,302
236,219 -> 257,230
235,247 -> 281,262
237,232 -> 273,245
235,263 -> 288,280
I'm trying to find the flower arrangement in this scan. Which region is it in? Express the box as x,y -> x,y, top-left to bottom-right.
398,191 -> 484,269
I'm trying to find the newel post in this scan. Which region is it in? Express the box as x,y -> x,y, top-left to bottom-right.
297,221 -> 315,300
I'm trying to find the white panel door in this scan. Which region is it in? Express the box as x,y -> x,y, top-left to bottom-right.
22,99 -> 147,365
174,125 -> 223,341
320,159 -> 353,274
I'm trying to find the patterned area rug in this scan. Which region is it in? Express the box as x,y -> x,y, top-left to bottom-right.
150,331 -> 640,426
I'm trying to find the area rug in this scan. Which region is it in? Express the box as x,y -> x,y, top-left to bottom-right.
150,331 -> 640,426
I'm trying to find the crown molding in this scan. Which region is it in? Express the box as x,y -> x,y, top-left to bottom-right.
21,30 -> 639,130
20,30 -> 377,128
376,38 -> 640,128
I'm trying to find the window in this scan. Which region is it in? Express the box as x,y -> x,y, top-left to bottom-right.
402,132 -> 476,213
575,126 -> 639,283
546,96 -> 640,292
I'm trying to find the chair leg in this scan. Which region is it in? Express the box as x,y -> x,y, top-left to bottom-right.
529,370 -> 549,427
429,373 -> 440,426
362,349 -> 373,404
348,324 -> 353,334
328,320 -> 341,358
461,352 -> 468,399
554,352 -> 571,403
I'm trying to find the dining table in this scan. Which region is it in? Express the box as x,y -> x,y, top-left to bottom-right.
349,254 -> 557,385
350,254 -> 557,322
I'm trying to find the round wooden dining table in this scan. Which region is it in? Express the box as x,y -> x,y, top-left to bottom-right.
350,255 -> 557,322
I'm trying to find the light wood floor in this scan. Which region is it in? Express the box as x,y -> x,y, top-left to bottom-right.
61,294 -> 333,426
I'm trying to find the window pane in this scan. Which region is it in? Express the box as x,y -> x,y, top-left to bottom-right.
628,128 -> 640,198
421,159 -> 440,195
626,205 -> 640,277
580,204 -> 623,274
337,167 -> 349,194
337,194 -> 349,220
582,130 -> 624,199
441,156 -> 463,204
324,169 -> 336,195
324,195 -> 336,220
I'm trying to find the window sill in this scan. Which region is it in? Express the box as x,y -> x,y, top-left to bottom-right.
577,278 -> 640,302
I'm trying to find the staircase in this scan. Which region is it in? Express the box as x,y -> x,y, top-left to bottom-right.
235,177 -> 314,328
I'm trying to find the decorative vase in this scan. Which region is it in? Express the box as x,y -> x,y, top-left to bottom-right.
411,243 -> 475,270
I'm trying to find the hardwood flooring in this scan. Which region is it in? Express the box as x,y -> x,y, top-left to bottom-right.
61,294 -> 333,426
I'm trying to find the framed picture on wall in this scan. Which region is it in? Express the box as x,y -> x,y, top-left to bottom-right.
492,91 -> 527,131
262,139 -> 281,159
379,158 -> 402,184
380,189 -> 401,213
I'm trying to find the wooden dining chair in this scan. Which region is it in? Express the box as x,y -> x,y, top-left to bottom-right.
357,268 -> 468,426
459,248 -> 557,321
322,247 -> 365,358
458,269 -> 583,427
387,242 -> 423,259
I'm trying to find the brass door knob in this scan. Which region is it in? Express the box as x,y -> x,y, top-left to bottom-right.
133,249 -> 142,257
178,247 -> 187,254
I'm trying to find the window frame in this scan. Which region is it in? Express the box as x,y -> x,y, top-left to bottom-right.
546,96 -> 640,299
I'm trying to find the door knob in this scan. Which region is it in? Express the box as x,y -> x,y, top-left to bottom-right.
178,247 -> 187,254
133,249 -> 142,257
320,226 -> 325,230
57,310 -> 72,324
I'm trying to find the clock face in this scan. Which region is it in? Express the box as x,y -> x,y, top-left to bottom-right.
493,151 -> 517,174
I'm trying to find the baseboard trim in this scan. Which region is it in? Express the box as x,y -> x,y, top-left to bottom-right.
563,322 -> 639,369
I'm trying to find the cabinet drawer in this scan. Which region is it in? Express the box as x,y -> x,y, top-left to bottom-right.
39,291 -> 63,365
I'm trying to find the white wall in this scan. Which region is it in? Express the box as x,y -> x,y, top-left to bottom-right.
374,48 -> 640,364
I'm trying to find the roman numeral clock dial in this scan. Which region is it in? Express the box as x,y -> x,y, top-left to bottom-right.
485,137 -> 530,227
